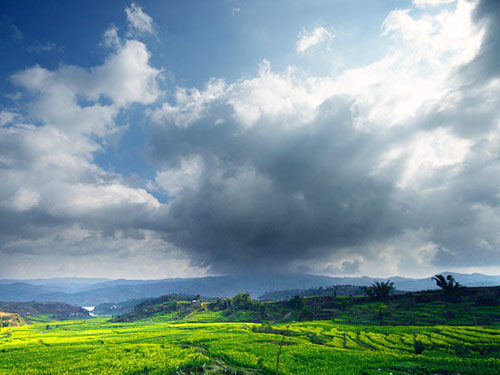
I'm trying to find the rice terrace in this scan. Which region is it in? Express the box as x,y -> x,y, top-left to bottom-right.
2,0 -> 500,374
1,279 -> 500,374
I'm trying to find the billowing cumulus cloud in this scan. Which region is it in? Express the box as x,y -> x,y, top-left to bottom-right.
146,0 -> 500,276
0,27 -> 175,278
1,0 -> 500,279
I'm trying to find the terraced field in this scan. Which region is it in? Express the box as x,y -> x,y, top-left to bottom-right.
1,317 -> 499,374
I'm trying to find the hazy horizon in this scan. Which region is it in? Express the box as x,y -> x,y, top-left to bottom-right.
1,0 -> 500,280
2,270 -> 500,283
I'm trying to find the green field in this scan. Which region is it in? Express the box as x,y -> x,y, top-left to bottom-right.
1,314 -> 500,375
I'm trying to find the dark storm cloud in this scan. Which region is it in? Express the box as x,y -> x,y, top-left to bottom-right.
320,259 -> 361,275
0,208 -> 63,250
144,0 -> 500,275
464,0 -> 500,82
148,97 -> 412,274
418,145 -> 500,268
2,0 -> 499,278
413,0 -> 500,269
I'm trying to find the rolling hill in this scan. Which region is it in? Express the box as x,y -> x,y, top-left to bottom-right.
1,272 -> 499,306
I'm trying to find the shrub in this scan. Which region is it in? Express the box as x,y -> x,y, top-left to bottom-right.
364,281 -> 394,301
414,340 -> 425,355
288,295 -> 305,310
475,292 -> 499,306
432,274 -> 465,299
232,292 -> 252,310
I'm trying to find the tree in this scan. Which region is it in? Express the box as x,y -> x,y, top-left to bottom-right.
258,302 -> 268,320
432,274 -> 464,298
231,292 -> 252,310
288,295 -> 305,310
364,280 -> 394,301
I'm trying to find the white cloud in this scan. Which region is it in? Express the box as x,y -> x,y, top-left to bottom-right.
2,0 -> 499,277
90,40 -> 160,106
153,79 -> 227,128
28,42 -> 56,53
125,3 -> 154,35
154,61 -> 328,129
14,40 -> 160,110
102,25 -> 121,49
148,0 -> 500,275
321,0 -> 485,131
8,187 -> 40,211
0,111 -> 18,126
156,1 -> 485,136
228,62 -> 324,128
375,128 -> 472,190
1,34 -> 163,248
0,228 -> 207,279
58,184 -> 160,213
152,155 -> 204,196
413,0 -> 456,7
383,1 -> 483,67
153,2 -> 486,134
296,26 -> 335,53
153,2 -> 488,158
0,11 -> 174,278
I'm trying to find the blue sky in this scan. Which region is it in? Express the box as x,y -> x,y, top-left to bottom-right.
1,0 -> 390,182
1,0 -> 409,92
0,0 -> 419,189
1,0 -> 499,279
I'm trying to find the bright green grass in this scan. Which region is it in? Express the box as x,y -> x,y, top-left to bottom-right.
1,317 -> 499,374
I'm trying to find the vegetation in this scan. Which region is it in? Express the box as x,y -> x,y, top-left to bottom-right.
231,292 -> 253,310
1,286 -> 499,374
363,281 -> 395,301
110,286 -> 500,326
0,316 -> 499,374
111,295 -> 199,323
432,274 -> 465,299
259,285 -> 366,300
93,298 -> 151,316
0,302 -> 89,322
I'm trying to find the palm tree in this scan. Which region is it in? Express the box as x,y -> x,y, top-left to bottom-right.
364,280 -> 394,301
432,274 -> 464,298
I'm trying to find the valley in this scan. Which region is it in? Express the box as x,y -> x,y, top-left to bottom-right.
0,283 -> 499,374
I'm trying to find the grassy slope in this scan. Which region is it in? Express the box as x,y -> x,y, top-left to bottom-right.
0,302 -> 90,322
0,317 -> 499,375
0,288 -> 499,374
115,287 -> 500,327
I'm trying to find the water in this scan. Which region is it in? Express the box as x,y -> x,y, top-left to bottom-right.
83,306 -> 97,316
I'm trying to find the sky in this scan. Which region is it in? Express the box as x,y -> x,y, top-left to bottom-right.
0,0 -> 499,280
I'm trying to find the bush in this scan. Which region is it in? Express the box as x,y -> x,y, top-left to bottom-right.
298,306 -> 314,321
475,292 -> 499,306
363,281 -> 394,301
231,292 -> 252,310
288,295 -> 305,310
414,340 -> 425,355
432,274 -> 465,300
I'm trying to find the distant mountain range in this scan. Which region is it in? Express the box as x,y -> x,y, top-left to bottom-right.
0,272 -> 499,306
